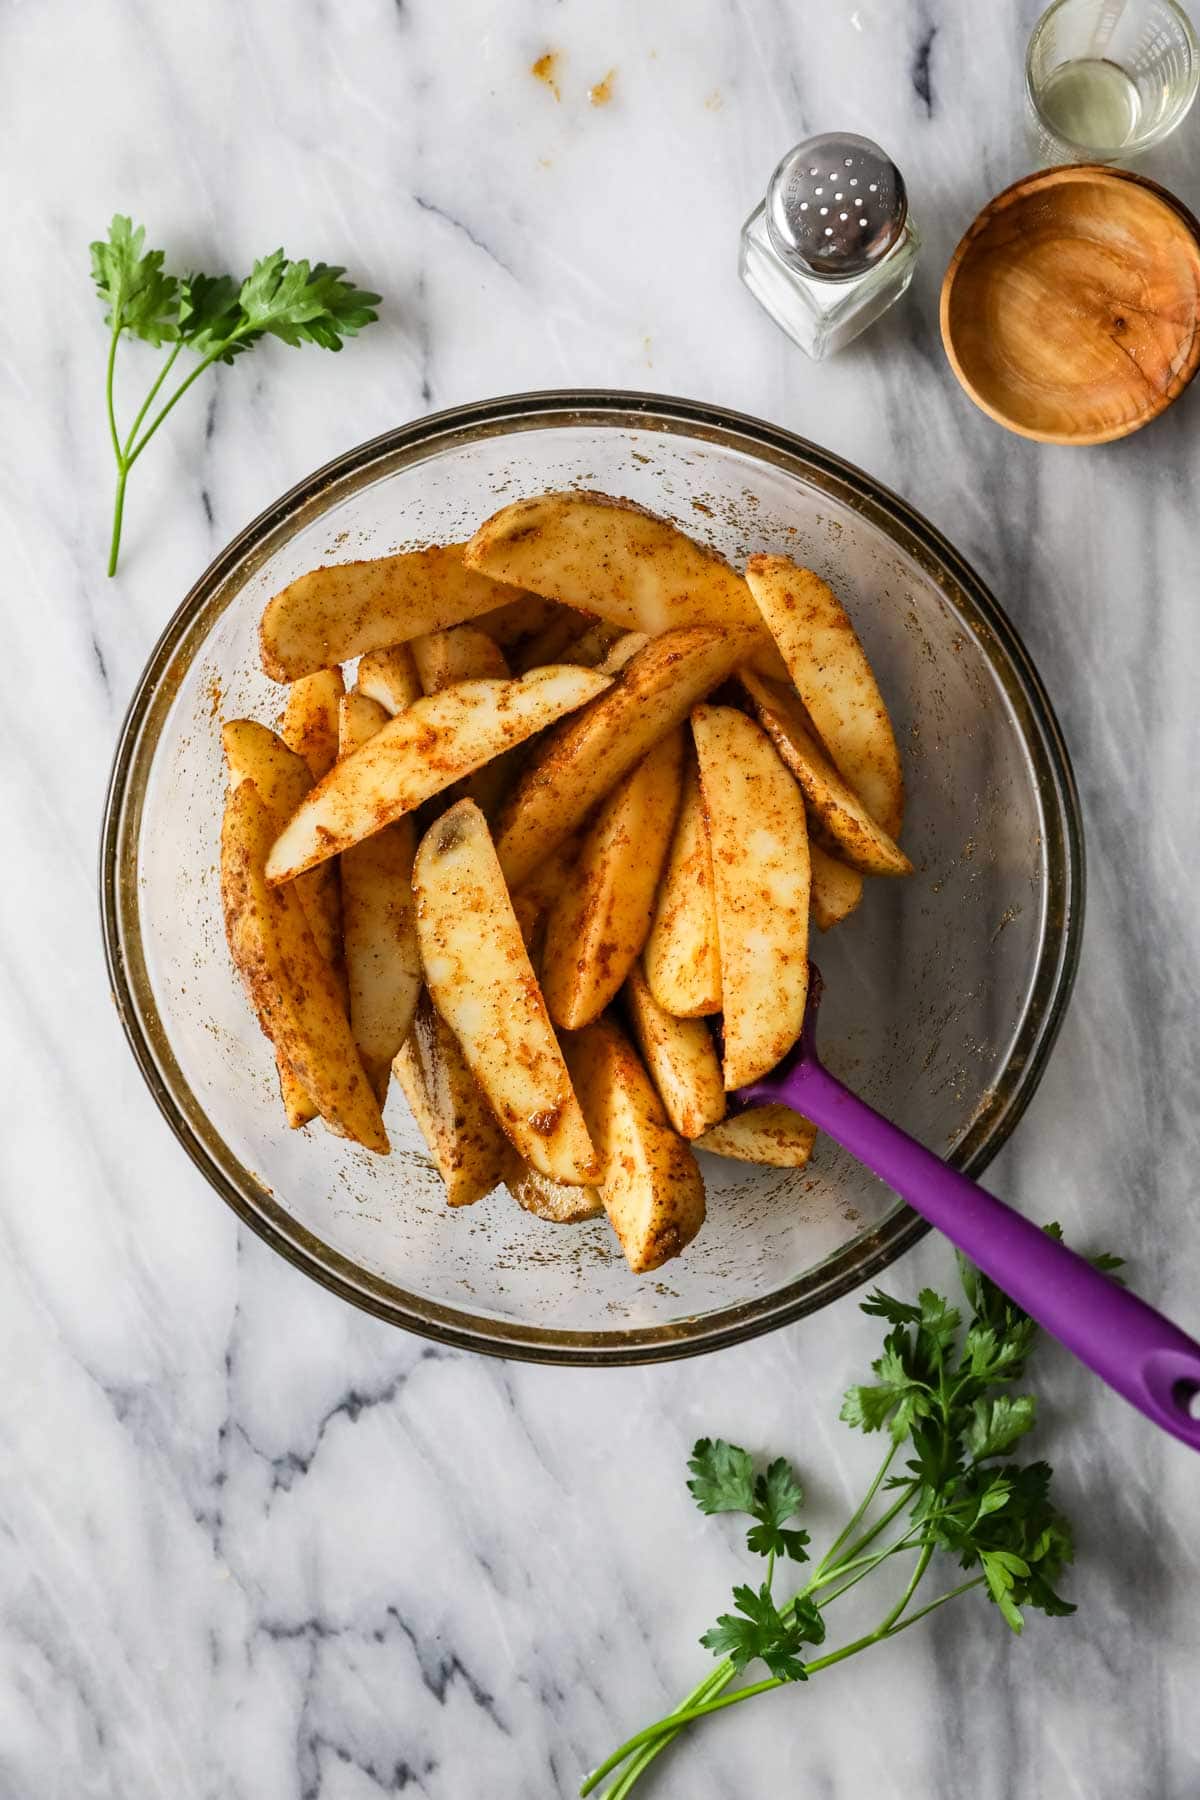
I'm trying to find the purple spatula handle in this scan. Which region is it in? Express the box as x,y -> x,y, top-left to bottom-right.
739,1056 -> 1200,1451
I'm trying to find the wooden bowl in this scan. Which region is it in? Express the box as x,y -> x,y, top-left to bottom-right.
940,166 -> 1200,445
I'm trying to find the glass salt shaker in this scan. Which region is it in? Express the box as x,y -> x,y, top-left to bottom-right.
739,132 -> 920,360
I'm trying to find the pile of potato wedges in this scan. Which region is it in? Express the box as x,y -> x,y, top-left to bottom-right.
220,491 -> 910,1273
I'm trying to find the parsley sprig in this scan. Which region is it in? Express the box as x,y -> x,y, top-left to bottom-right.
90,216 -> 380,575
581,1229 -> 1121,1797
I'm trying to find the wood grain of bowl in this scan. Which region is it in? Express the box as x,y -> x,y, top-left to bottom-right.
940,166 -> 1200,446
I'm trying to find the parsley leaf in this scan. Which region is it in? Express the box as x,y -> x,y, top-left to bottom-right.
687,1439 -> 756,1515
747,1459 -> 810,1563
90,217 -> 381,573
688,1441 -> 810,1563
701,1584 -> 825,1681
965,1394 -> 1037,1460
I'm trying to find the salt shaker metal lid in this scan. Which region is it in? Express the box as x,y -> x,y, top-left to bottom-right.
765,132 -> 908,280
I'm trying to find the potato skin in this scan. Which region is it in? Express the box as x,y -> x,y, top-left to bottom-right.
394,994 -> 509,1207
623,965 -> 726,1140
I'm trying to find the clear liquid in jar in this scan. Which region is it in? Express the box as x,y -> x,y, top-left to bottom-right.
1038,57 -> 1142,149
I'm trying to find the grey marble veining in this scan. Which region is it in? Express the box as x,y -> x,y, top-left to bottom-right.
2,1 -> 1200,1796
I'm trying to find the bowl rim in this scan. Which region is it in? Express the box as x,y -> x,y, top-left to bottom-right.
940,164 -> 1200,446
99,389 -> 1085,1365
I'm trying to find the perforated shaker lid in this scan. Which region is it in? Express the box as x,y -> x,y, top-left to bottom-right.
765,133 -> 907,280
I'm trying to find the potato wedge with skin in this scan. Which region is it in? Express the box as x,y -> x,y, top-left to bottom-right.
745,555 -> 904,839
413,801 -> 599,1184
511,833 -> 583,970
739,671 -> 911,877
809,845 -> 864,932
223,719 -> 341,1123
466,491 -> 762,635
266,665 -> 610,883
220,781 -> 387,1151
643,757 -> 722,1017
411,624 -> 509,694
623,965 -> 726,1139
394,993 -> 509,1206
357,644 -> 422,715
692,704 -> 811,1090
563,1018 -> 705,1273
260,543 -> 522,683
494,624 -> 760,890
558,620 -> 626,668
506,1162 -> 605,1224
337,692 -> 421,1099
697,1106 -> 817,1168
542,729 -> 686,1030
280,668 -> 345,781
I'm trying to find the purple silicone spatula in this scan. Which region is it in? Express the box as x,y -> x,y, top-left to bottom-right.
733,969 -> 1200,1451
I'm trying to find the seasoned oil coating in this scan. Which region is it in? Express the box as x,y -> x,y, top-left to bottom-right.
260,542 -> 526,682
411,626 -> 518,819
220,780 -> 388,1152
356,643 -> 423,714
542,728 -> 686,1030
266,665 -> 610,883
494,624 -> 760,890
412,800 -> 599,1186
465,489 -> 762,635
563,1016 -> 705,1274
692,704 -> 812,1091
739,670 -> 911,876
698,1106 -> 818,1168
643,753 -> 723,1017
394,993 -> 510,1207
622,965 -> 726,1139
745,555 -> 905,840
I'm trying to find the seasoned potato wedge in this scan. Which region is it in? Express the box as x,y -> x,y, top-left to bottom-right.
337,692 -> 420,1099
809,845 -> 864,932
279,667 -> 345,781
643,756 -> 722,1017
260,543 -> 520,683
623,966 -> 726,1139
542,729 -> 686,1030
507,1163 -> 605,1224
563,1017 -> 705,1273
745,555 -> 904,839
410,625 -> 516,817
494,625 -> 760,889
739,671 -> 911,876
394,993 -> 509,1206
220,781 -> 387,1151
559,620 -> 626,668
465,491 -> 762,635
267,665 -> 610,883
413,801 -> 599,1185
598,632 -> 651,676
357,644 -> 422,715
222,718 -> 342,1122
411,624 -> 510,693
697,1106 -> 818,1168
692,704 -> 811,1090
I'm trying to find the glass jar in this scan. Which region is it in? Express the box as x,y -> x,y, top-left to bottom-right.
739,133 -> 921,360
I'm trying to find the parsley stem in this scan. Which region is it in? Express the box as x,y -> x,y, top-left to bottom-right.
122,341 -> 182,461
107,465 -> 129,580
811,1442 -> 897,1580
125,338 -> 240,470
105,322 -> 123,465
878,1542 -> 933,1634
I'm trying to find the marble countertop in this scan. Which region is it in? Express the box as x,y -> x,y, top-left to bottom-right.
4,1 -> 1200,1795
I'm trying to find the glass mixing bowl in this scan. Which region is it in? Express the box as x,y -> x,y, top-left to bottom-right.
100,392 -> 1083,1363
